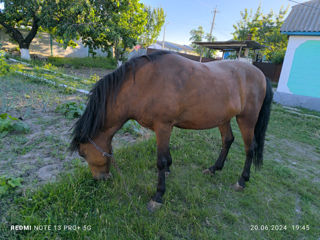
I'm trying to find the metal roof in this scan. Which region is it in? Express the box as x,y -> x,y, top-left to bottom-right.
156,41 -> 194,52
193,40 -> 265,51
281,0 -> 320,33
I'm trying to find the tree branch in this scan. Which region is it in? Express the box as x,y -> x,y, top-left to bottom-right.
24,16 -> 40,45
0,14 -> 24,46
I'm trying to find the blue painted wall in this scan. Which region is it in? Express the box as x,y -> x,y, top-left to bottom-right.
287,40 -> 320,98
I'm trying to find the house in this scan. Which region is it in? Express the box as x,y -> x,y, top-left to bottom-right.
274,0 -> 320,111
149,41 -> 195,55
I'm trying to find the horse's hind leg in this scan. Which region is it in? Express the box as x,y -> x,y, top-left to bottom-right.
165,148 -> 172,176
203,121 -> 234,175
147,123 -> 172,212
233,116 -> 255,191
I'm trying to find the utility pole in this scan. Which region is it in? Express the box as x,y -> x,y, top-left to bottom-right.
209,7 -> 218,42
162,22 -> 169,49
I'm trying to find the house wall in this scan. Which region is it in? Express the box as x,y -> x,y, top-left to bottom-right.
274,35 -> 320,111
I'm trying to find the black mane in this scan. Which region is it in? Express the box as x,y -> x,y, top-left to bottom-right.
70,50 -> 173,151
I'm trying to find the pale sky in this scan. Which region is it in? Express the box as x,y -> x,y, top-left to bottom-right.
140,0 -> 301,45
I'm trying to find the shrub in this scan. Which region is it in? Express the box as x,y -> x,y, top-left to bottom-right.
268,49 -> 286,64
0,113 -> 30,137
0,50 -> 15,76
55,102 -> 85,119
0,176 -> 23,195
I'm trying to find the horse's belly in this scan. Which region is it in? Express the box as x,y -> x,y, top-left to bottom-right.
174,110 -> 234,130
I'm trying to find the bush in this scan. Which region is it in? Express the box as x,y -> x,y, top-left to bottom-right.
0,50 -> 15,76
0,176 -> 23,195
0,113 -> 30,137
268,49 -> 286,64
55,102 -> 85,119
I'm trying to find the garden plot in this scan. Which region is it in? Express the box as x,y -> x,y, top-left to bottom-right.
0,74 -> 149,191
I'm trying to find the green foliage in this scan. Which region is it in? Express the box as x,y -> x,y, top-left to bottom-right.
139,6 -> 165,48
190,26 -> 205,55
47,56 -> 117,69
189,26 -> 216,57
89,74 -> 100,82
55,102 -> 85,119
1,0 -> 165,62
82,0 -> 149,61
0,0 -> 42,50
269,49 -> 286,64
119,120 -> 142,136
0,50 -> 15,75
0,113 -> 29,137
232,5 -> 289,62
0,176 -> 23,195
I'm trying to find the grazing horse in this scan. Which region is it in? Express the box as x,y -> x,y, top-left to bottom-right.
70,51 -> 273,211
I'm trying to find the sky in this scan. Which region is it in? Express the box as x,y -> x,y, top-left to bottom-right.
140,0 -> 300,45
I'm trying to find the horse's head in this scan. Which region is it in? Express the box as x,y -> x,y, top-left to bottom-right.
78,138 -> 112,180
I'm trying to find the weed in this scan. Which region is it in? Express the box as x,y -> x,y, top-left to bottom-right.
119,120 -> 143,136
55,101 -> 85,119
0,113 -> 29,137
0,50 -> 17,76
0,176 -> 23,195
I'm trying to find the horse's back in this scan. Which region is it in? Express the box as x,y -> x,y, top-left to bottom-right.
130,54 -> 266,130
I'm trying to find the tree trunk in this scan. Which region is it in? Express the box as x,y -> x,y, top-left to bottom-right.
20,48 -> 31,60
0,15 -> 39,60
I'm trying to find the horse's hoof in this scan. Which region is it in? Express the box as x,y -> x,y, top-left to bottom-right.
232,182 -> 244,191
165,171 -> 170,177
203,168 -> 214,175
147,200 -> 162,212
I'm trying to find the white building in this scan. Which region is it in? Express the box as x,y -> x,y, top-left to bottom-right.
274,0 -> 320,111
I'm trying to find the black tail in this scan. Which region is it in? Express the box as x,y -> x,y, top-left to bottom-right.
253,77 -> 273,169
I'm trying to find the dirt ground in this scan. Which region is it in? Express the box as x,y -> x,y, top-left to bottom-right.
0,75 -> 150,190
62,67 -> 113,79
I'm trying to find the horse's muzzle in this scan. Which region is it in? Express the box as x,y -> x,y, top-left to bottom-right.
93,172 -> 112,181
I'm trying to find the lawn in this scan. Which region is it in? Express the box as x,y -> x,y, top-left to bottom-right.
47,56 -> 117,70
0,69 -> 319,239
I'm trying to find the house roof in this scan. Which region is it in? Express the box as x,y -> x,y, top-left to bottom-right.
281,0 -> 320,34
193,40 -> 265,51
156,41 -> 194,52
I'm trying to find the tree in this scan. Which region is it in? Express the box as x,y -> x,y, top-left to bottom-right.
189,26 -> 216,58
58,0 -> 163,61
139,6 -> 165,48
233,5 -> 289,62
0,0 -> 41,59
0,0 -> 165,62
189,26 -> 204,55
0,0 -> 89,59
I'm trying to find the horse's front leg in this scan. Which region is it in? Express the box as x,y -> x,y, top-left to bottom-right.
203,122 -> 234,175
147,124 -> 172,212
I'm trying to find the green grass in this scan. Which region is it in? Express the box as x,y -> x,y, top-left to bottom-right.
0,74 -> 83,113
47,56 -> 117,69
9,54 -> 117,70
1,102 -> 319,239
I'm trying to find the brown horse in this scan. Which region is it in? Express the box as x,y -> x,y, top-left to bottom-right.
70,51 -> 273,211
